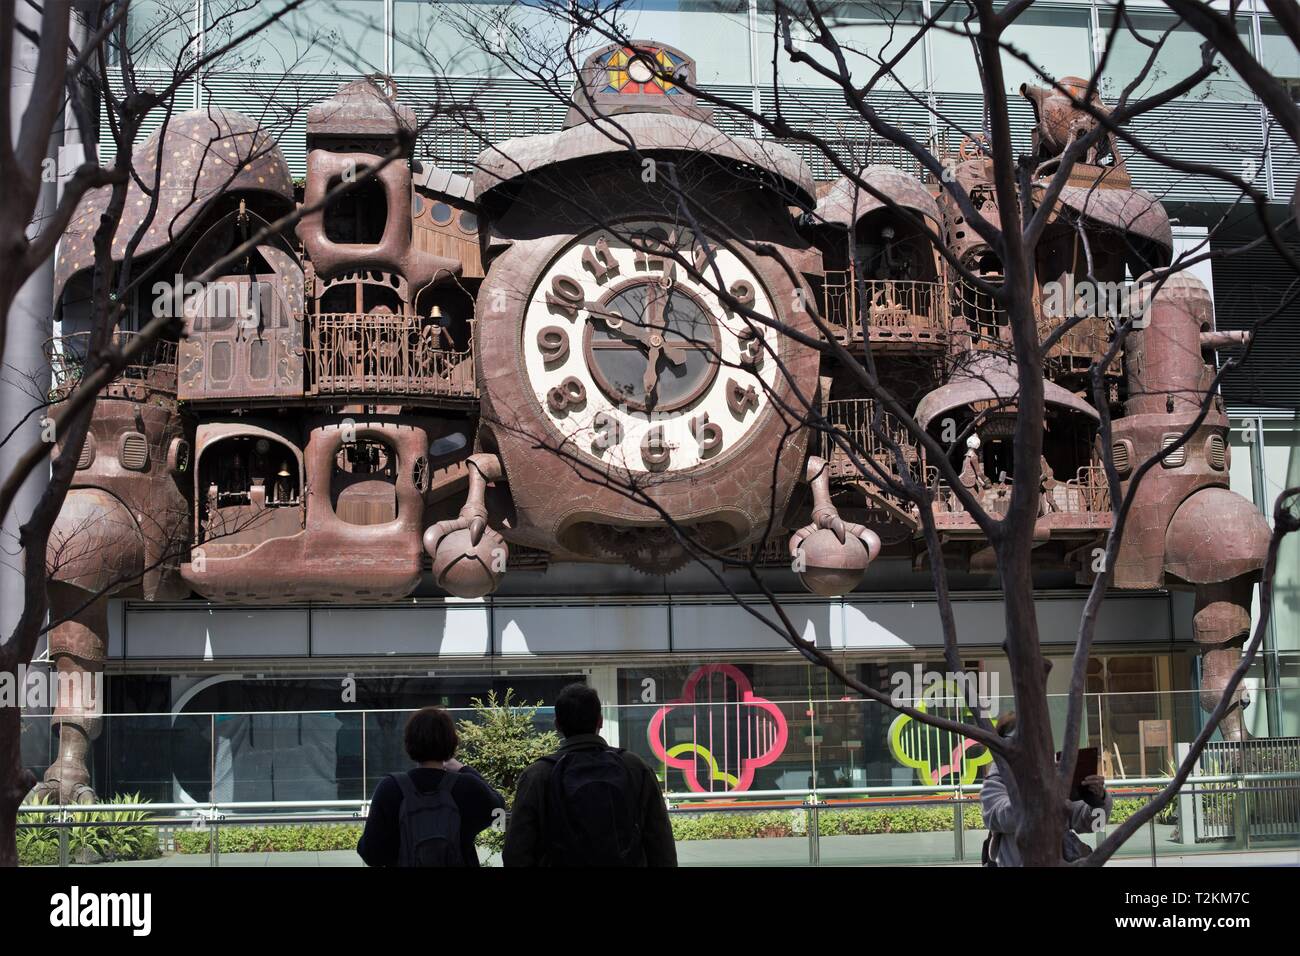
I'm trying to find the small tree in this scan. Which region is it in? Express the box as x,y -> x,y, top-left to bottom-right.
455,690 -> 560,857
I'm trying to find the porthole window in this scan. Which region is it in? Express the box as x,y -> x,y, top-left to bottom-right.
168,437 -> 191,475
457,210 -> 478,233
429,202 -> 453,225
411,193 -> 425,219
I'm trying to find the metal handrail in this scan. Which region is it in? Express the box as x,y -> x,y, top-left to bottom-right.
304,312 -> 476,399
19,772 -> 1300,817
21,773 -> 1299,867
44,331 -> 179,400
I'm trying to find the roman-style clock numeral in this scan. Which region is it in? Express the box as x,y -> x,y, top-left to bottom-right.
545,274 -> 585,318
591,411 -> 623,451
547,376 -> 586,414
727,378 -> 759,417
641,426 -> 671,468
581,237 -> 619,282
537,326 -> 569,364
690,413 -> 723,454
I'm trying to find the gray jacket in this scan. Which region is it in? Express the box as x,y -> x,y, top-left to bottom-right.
981,759 -> 1113,866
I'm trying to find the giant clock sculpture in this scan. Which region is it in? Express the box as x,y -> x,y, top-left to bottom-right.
473,209 -> 818,574
419,39 -> 832,584
522,221 -> 779,475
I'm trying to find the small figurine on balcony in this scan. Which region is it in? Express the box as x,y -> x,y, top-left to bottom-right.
960,434 -> 991,495
862,224 -> 914,282
1039,455 -> 1063,515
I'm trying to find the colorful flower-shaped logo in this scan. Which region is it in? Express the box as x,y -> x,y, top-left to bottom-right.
888,680 -> 994,785
648,663 -> 788,793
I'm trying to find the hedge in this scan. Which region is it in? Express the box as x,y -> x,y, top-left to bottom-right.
174,824 -> 363,854
669,797 -> 1173,841
76,797 -> 1179,858
17,794 -> 162,866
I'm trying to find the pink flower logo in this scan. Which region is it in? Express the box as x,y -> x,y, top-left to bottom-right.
648,663 -> 789,793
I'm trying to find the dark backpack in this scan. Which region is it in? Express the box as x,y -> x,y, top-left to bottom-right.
393,771 -> 465,867
981,832 -> 1000,867
981,829 -> 1092,866
543,746 -> 644,867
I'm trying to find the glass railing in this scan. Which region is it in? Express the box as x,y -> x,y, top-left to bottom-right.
20,685 -> 1299,820
19,687 -> 1300,802
17,773 -> 1299,868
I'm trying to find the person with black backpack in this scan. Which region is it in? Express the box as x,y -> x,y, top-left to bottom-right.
503,684 -> 677,867
357,706 -> 505,867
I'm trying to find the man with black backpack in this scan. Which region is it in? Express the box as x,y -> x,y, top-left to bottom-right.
358,706 -> 505,867
503,684 -> 677,867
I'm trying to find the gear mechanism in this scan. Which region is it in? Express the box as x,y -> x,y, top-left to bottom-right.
588,524 -> 694,576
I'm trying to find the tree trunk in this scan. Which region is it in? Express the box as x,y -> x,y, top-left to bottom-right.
0,682 -> 38,867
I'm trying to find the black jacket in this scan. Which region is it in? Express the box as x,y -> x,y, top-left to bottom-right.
357,765 -> 505,867
502,734 -> 677,867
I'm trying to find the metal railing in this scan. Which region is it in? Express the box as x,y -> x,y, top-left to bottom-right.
45,331 -> 179,401
19,772 -> 1300,867
931,462 -> 1113,521
950,276 -> 1121,376
1198,737 -> 1300,840
304,313 -> 476,400
817,398 -> 927,521
822,275 -> 949,346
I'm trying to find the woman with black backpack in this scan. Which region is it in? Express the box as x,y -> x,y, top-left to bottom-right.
358,706 -> 506,867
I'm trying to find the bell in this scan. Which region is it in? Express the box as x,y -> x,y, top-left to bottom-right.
277,462 -> 291,478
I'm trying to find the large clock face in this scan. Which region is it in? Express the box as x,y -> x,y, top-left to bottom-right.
521,221 -> 781,474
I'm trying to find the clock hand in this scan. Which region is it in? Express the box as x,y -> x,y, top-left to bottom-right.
641,284 -> 690,366
585,300 -> 688,365
643,344 -> 662,399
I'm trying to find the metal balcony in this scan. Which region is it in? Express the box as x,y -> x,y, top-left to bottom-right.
304,313 -> 477,403
45,331 -> 178,402
821,275 -> 950,349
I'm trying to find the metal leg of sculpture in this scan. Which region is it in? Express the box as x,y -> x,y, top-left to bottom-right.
1192,577 -> 1255,742
32,590 -> 106,805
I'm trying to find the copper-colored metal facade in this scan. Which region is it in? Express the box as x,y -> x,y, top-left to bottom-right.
34,47 -> 1271,798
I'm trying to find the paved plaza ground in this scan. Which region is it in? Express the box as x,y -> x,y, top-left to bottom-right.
39,828 -> 1300,868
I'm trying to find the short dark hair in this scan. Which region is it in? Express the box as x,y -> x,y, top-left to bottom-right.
554,683 -> 601,737
404,706 -> 458,762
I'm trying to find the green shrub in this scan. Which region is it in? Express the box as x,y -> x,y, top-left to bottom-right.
174,823 -> 363,854
17,794 -> 59,867
670,803 -> 981,840
671,811 -> 794,841
456,690 -> 560,858
1109,796 -> 1178,826
17,792 -> 161,865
